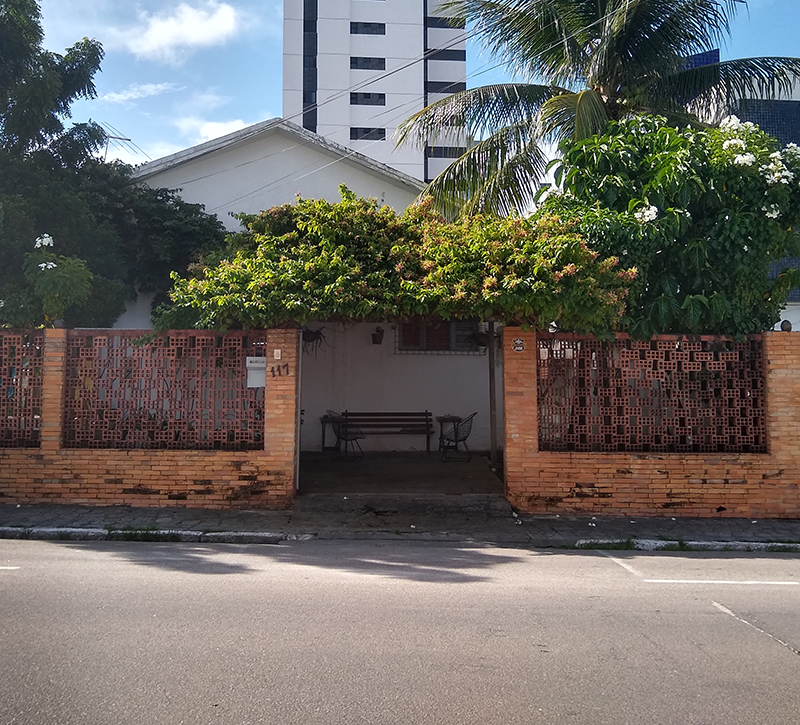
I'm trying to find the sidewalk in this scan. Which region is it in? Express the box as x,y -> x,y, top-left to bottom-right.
2,494 -> 800,550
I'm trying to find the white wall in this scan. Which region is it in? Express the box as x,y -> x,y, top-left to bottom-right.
133,126 -> 422,233
299,321 -> 504,452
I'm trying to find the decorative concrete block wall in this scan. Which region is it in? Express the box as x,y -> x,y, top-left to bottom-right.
503,328 -> 800,518
0,328 -> 300,509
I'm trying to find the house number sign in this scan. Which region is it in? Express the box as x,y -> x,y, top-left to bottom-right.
512,338 -> 525,352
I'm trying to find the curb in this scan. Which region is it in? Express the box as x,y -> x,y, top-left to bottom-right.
0,526 -> 289,544
2,526 -> 800,550
575,538 -> 800,552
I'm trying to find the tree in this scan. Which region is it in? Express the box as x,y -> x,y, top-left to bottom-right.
0,2 -> 228,328
0,0 -> 105,162
397,0 -> 800,216
0,155 -> 227,327
156,187 -> 635,334
538,115 -> 800,337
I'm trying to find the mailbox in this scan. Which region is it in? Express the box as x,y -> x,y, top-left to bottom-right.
245,356 -> 266,388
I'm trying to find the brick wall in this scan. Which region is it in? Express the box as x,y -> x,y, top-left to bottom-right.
0,328 -> 300,509
503,328 -> 800,518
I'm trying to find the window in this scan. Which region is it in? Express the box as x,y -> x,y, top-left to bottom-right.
426,80 -> 466,93
426,49 -> 466,61
350,127 -> 386,141
351,56 -> 386,70
426,145 -> 467,158
397,321 -> 481,354
351,92 -> 386,106
426,15 -> 465,29
350,21 -> 386,34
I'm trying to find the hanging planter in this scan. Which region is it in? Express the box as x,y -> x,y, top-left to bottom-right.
371,326 -> 385,345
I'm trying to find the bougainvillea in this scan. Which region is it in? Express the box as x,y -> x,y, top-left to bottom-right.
157,187 -> 636,333
539,115 -> 800,337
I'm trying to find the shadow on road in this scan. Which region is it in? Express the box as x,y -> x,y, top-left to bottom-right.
53,539 -> 530,582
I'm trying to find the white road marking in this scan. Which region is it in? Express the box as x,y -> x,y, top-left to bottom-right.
598,554 -> 799,586
647,580 -> 799,585
598,552 -> 644,577
0,566 -> 20,570
712,601 -> 800,656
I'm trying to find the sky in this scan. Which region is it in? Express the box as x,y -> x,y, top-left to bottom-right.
39,0 -> 800,166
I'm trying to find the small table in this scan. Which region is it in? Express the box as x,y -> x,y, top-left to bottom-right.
436,415 -> 462,451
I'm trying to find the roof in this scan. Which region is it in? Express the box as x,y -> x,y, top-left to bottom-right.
130,117 -> 426,192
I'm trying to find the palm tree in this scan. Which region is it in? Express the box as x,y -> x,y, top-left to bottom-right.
396,0 -> 800,216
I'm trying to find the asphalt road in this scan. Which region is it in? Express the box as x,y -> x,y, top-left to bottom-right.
1,540 -> 799,725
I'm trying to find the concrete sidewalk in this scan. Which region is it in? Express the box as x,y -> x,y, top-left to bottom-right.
2,495 -> 800,550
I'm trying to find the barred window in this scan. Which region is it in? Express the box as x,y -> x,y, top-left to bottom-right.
350,21 -> 386,34
351,56 -> 386,70
351,92 -> 386,106
397,321 -> 481,354
350,127 -> 386,141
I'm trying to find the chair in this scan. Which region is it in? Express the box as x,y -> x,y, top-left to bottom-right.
441,412 -> 477,461
326,410 -> 365,460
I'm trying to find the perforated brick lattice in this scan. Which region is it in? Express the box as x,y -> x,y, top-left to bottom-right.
63,331 -> 269,450
0,330 -> 44,448
537,333 -> 766,453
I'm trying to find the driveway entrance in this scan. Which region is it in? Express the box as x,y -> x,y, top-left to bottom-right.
298,452 -> 503,495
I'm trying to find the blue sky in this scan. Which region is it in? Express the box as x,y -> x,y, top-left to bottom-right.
39,0 -> 800,165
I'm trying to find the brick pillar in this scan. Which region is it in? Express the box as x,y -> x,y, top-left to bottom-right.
502,328 -> 538,501
263,329 -> 301,502
40,327 -> 67,454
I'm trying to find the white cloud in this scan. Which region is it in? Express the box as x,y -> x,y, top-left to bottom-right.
100,83 -> 182,104
121,2 -> 241,64
174,117 -> 250,143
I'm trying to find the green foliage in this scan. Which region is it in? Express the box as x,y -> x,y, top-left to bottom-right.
0,0 -> 105,161
23,246 -> 92,323
157,187 -> 635,333
0,155 -> 227,327
397,0 -> 800,216
0,2 -> 228,328
538,115 -> 800,337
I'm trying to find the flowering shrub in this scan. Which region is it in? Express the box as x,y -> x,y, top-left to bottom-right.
20,235 -> 93,326
539,116 -> 800,337
157,187 -> 635,333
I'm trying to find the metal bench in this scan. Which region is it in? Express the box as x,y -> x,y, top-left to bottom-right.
321,411 -> 434,455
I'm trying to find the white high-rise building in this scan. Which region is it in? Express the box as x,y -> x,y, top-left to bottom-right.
283,0 -> 468,181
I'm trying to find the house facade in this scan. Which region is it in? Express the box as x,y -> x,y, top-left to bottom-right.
123,121 -> 501,452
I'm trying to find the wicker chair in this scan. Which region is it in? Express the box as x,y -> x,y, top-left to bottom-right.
326,410 -> 365,460
441,412 -> 477,461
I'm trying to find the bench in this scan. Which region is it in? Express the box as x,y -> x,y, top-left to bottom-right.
320,411 -> 434,454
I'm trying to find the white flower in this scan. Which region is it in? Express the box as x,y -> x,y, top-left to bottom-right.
720,115 -> 742,130
0,300 -> 4,308
762,204 -> 781,219
770,151 -> 783,160
38,262 -> 57,270
634,205 -> 659,223
34,234 -> 54,248
761,158 -> 794,185
723,139 -> 745,151
783,143 -> 800,160
733,153 -> 756,166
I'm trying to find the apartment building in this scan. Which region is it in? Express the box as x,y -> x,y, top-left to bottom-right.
283,0 -> 468,181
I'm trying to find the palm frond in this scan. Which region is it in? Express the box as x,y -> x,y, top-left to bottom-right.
539,89 -> 609,142
418,119 -> 547,217
395,83 -> 558,148
441,0 -> 596,88
651,56 -> 800,122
